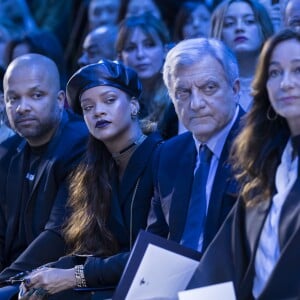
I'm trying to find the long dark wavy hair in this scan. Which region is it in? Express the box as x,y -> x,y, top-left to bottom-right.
230,29 -> 300,205
63,135 -> 119,256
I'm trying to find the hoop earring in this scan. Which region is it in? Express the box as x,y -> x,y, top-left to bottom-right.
267,106 -> 277,121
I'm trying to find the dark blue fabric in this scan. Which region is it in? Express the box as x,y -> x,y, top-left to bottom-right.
147,107 -> 245,253
0,110 -> 88,282
0,284 -> 19,299
181,145 -> 212,250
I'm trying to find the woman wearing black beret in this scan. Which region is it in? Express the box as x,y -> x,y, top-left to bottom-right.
19,59 -> 163,300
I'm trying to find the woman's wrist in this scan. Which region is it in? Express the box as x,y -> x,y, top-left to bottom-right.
63,268 -> 78,289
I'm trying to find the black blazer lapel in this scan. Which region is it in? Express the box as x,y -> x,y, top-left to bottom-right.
204,160 -> 232,247
28,159 -> 51,199
5,142 -> 28,251
25,112 -> 69,208
244,200 -> 270,256
108,177 -> 127,243
237,200 -> 271,299
279,175 -> 300,250
119,133 -> 161,205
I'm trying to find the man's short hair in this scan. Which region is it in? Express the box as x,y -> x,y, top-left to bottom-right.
163,38 -> 239,92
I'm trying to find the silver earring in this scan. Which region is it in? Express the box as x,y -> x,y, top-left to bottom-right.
267,106 -> 277,121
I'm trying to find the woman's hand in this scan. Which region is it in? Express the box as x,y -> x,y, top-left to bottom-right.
18,267 -> 76,299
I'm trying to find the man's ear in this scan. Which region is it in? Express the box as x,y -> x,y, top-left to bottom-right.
57,90 -> 66,110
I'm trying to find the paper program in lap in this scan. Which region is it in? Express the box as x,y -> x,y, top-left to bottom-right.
125,244 -> 199,300
112,230 -> 201,300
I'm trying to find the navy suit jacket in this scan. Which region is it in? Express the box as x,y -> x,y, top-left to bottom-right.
0,110 -> 88,281
147,108 -> 244,251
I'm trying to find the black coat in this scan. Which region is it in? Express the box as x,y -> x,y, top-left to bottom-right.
0,110 -> 88,281
147,109 -> 244,252
83,132 -> 163,287
43,132 -> 163,300
188,141 -> 300,299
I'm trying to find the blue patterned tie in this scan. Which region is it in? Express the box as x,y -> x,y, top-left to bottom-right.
181,144 -> 212,250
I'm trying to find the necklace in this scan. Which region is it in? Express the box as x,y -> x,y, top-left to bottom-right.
112,134 -> 146,164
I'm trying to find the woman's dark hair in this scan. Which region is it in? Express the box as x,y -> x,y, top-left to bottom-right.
64,137 -> 119,256
231,29 -> 300,205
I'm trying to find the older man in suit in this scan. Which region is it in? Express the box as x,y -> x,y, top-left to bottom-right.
147,38 -> 244,253
0,54 -> 88,297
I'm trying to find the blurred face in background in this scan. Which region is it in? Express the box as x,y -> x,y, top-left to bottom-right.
0,0 -> 24,19
126,0 -> 161,19
121,27 -> 166,80
258,0 -> 282,32
222,1 -> 264,56
78,26 -> 117,67
0,26 -> 10,68
88,0 -> 121,29
182,4 -> 211,39
11,42 -> 31,60
284,0 -> 300,33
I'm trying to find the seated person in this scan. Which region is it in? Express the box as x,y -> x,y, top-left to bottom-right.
18,60 -> 163,299
147,38 -> 244,253
77,25 -> 118,67
0,54 -> 88,298
188,29 -> 300,300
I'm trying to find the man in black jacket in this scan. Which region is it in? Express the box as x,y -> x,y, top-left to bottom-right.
0,54 -> 88,297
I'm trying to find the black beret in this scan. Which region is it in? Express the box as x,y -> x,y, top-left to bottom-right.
66,59 -> 142,115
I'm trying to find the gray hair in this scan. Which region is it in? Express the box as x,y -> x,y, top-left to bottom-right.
163,38 -> 239,91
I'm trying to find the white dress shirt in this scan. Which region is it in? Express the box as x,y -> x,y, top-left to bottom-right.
192,106 -> 239,251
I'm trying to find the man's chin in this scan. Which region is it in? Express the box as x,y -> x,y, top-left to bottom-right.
191,129 -> 213,143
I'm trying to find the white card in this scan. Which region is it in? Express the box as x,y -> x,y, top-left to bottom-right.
178,281 -> 236,300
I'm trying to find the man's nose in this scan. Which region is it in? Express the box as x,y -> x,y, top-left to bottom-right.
190,89 -> 206,110
16,98 -> 30,114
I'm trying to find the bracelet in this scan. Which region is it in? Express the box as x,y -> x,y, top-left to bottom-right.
74,264 -> 87,288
